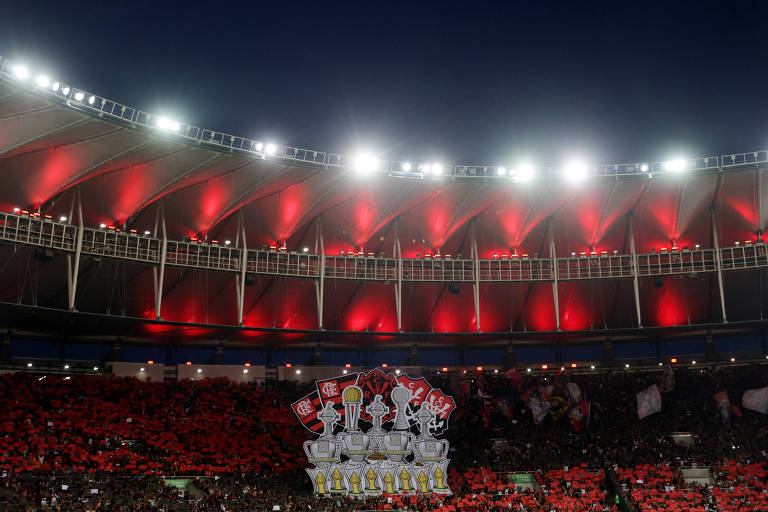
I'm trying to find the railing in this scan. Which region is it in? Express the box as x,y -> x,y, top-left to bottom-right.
2,213 -> 768,284
2,55 -> 768,183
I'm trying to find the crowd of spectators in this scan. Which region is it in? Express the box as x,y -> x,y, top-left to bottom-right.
0,360 -> 766,511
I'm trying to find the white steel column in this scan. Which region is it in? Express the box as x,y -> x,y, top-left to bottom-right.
470,220 -> 481,333
314,217 -> 325,330
66,189 -> 84,312
711,207 -> 728,323
393,220 -> 402,332
549,219 -> 561,331
236,210 -> 247,326
628,213 -> 643,328
152,202 -> 167,320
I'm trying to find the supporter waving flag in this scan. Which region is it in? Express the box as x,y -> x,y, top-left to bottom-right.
568,401 -> 591,431
742,386 -> 768,414
291,391 -> 324,433
636,384 -> 662,419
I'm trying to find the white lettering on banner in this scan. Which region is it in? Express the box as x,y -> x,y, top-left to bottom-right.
409,382 -> 425,400
296,399 -> 314,417
320,381 -> 339,397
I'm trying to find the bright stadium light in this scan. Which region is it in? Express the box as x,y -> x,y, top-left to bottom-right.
515,163 -> 535,183
224,240 -> 231,245
59,216 -> 67,222
144,230 -> 151,235
564,160 -> 588,182
156,117 -> 180,132
303,247 -> 309,253
664,158 -> 687,173
35,75 -> 50,88
51,82 -> 60,92
265,143 -> 277,155
99,223 -> 107,228
13,207 -> 20,213
61,86 -> 70,95
13,64 -> 29,80
353,152 -> 379,174
74,91 -> 85,101
432,163 -> 443,175
64,364 -> 70,369
88,95 -> 96,105
402,162 -> 412,172
421,164 -> 431,174
640,164 -> 649,172
255,142 -> 263,151
497,166 -> 507,176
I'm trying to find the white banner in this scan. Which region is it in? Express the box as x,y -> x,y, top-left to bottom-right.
742,386 -> 768,414
636,384 -> 662,419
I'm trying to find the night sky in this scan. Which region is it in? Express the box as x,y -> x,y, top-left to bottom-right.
1,1 -> 767,167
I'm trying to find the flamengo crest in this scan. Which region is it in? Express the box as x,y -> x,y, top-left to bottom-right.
292,370 -> 455,497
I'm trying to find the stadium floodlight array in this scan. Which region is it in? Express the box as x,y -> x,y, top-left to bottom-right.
1,56 -> 766,182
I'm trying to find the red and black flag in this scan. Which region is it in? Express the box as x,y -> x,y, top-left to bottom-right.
568,401 -> 591,431
357,369 -> 399,422
396,374 -> 432,407
316,373 -> 360,422
291,391 -> 324,433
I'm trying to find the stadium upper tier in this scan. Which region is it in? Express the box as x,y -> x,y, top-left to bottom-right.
0,56 -> 767,346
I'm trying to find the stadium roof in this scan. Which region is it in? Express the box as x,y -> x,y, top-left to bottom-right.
0,57 -> 767,350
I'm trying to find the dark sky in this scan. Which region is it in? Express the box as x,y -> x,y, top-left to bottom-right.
1,1 -> 767,166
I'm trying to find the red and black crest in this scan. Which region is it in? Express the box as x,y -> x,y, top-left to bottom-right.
316,373 -> 359,421
357,369 -> 398,422
396,374 -> 432,407
291,391 -> 324,433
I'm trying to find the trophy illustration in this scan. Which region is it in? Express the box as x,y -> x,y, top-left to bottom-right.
304,402 -> 343,466
381,386 -> 413,462
411,406 -> 449,462
339,386 -> 371,462
365,395 -> 388,460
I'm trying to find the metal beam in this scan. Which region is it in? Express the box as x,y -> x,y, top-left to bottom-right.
66,189 -> 83,311
470,220 -> 481,333
628,213 -> 643,328
152,202 -> 167,320
314,217 -> 325,330
548,218 -> 560,331
236,210 -> 248,326
711,207 -> 728,323
394,219 -> 402,332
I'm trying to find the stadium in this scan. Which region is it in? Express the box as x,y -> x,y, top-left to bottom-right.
0,46 -> 767,512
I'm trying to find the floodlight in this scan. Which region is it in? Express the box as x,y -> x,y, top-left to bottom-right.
59,216 -> 67,222
422,164 -> 431,173
353,152 -> 378,174
52,82 -> 60,92
93,366 -> 99,371
515,163 -> 535,183
564,160 -> 588,182
243,369 -> 248,374
87,95 -> 96,105
13,207 -> 20,213
303,247 -> 309,253
640,164 -> 649,172
197,368 -> 202,373
265,143 -> 277,155
255,142 -> 263,151
296,369 -> 301,374
61,86 -> 70,95
664,159 -> 687,173
99,223 -> 107,228
224,240 -> 231,245
27,362 -> 32,367
144,230 -> 151,235
64,364 -> 70,369
13,65 -> 29,80
432,163 -> 443,175
156,117 -> 180,131
497,166 -> 506,176
140,367 -> 145,371
35,75 -> 50,88
402,162 -> 412,172
74,91 -> 85,101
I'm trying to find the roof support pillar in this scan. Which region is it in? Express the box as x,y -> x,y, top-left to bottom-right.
394,219 -> 402,332
314,217 -> 325,330
548,218 -> 560,331
65,189 -> 83,312
628,213 -> 643,328
470,219 -> 481,333
711,207 -> 728,323
152,203 -> 167,320
235,210 -> 248,327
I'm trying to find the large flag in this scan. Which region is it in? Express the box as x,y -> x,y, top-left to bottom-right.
316,373 -> 360,423
396,374 -> 432,407
291,391 -> 324,433
566,382 -> 582,404
528,395 -> 551,425
568,401 -> 591,431
713,391 -> 731,422
742,386 -> 768,414
636,384 -> 662,419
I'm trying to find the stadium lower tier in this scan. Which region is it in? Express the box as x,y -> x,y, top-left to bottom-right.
2,464 -> 767,511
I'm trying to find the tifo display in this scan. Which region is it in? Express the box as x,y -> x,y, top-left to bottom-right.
292,369 -> 455,497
